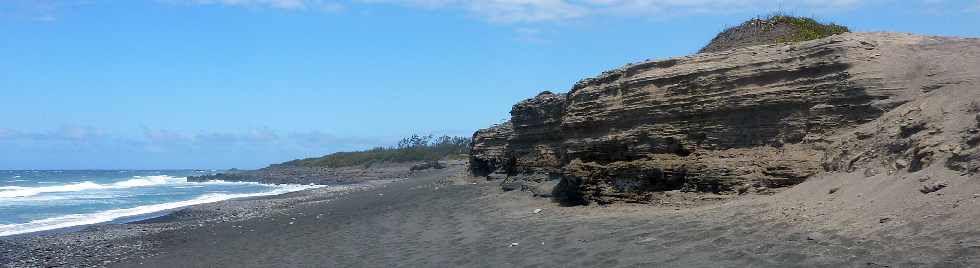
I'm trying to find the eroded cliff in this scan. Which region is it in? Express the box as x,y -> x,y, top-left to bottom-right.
470,32 -> 980,204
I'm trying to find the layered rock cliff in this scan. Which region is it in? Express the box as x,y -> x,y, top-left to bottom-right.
470,32 -> 980,204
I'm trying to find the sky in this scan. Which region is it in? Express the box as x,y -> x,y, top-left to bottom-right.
1,0 -> 978,170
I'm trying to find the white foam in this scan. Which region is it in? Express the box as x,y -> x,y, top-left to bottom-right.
0,184 -> 324,237
172,185 -> 206,189
0,182 -> 105,198
0,176 -> 263,198
111,175 -> 184,188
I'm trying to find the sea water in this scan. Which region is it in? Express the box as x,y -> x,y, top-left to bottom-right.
0,170 -> 321,236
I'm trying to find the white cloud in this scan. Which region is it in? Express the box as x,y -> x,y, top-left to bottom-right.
468,0 -> 589,22
6,0 -> 874,24
142,127 -> 194,143
34,14 -> 58,21
0,0 -> 89,22
0,128 -> 23,140
358,0 -> 591,22
288,130 -> 384,147
163,0 -> 344,11
51,125 -> 107,141
176,0 -> 306,9
141,127 -> 283,145
152,0 -> 877,23
359,0 -> 869,23
0,125 -> 108,144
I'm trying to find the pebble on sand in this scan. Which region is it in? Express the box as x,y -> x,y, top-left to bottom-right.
533,209 -> 543,214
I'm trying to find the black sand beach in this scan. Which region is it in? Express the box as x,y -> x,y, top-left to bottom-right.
5,6 -> 980,268
7,161 -> 980,267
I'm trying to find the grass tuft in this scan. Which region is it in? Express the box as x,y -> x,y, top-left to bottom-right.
765,13 -> 850,43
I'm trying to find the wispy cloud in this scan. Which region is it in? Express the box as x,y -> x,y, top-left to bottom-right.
161,0 -> 345,12
3,0 -> 877,23
140,127 -> 287,146
0,128 -> 22,140
186,0 -> 309,9
0,0 -> 91,22
357,0 -> 870,23
0,125 -> 108,142
288,130 -> 385,147
1,125 -> 385,149
48,125 -> 108,141
159,0 -> 871,22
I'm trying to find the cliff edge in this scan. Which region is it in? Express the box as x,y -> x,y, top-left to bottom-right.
470,31 -> 980,205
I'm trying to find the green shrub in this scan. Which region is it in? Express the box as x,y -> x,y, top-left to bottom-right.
768,13 -> 850,43
281,134 -> 471,168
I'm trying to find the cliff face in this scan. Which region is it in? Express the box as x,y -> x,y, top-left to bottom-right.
470,32 -> 980,204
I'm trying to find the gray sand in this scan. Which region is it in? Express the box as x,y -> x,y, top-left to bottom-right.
4,162 -> 980,267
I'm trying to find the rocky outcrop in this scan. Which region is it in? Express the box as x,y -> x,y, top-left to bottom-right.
469,121 -> 514,177
470,32 -> 980,204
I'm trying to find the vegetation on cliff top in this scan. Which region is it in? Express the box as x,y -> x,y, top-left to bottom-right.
281,134 -> 471,168
767,14 -> 850,42
700,14 -> 850,53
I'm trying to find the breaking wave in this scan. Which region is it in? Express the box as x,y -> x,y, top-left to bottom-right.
0,176 -> 260,198
0,183 -> 322,236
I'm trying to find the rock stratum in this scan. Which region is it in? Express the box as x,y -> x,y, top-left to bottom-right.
470,32 -> 980,205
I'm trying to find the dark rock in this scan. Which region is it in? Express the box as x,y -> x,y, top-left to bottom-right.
469,122 -> 515,177
899,120 -> 927,138
532,179 -> 561,198
806,232 -> 825,241
499,179 -> 522,192
895,159 -> 909,170
410,161 -> 446,171
486,172 -> 508,181
920,182 -> 947,194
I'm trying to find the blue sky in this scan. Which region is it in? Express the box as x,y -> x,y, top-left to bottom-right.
1,0 -> 978,169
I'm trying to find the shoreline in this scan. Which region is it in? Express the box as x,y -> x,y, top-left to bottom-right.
0,170 -> 421,267
4,161 -> 980,267
0,180 -> 335,238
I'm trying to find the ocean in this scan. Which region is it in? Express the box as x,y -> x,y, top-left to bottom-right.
0,170 -> 321,237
